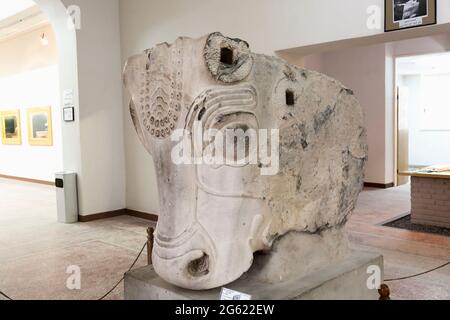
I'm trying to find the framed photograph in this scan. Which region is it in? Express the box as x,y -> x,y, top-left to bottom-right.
27,106 -> 53,146
0,110 -> 22,145
385,0 -> 437,32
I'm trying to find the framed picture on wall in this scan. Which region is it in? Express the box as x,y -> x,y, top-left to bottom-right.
27,107 -> 53,146
385,0 -> 437,32
0,110 -> 22,145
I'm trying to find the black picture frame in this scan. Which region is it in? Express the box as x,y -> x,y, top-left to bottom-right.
385,0 -> 437,32
63,107 -> 75,122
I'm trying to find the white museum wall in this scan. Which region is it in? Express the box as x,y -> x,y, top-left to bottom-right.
119,0 -> 450,57
61,0 -> 126,216
0,66 -> 62,181
401,75 -> 450,166
0,24 -> 62,182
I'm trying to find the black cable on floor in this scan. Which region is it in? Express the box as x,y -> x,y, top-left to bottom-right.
0,290 -> 12,300
0,241 -> 147,301
384,261 -> 450,282
98,241 -> 147,300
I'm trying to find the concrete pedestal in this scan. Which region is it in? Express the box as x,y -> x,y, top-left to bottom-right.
124,251 -> 383,300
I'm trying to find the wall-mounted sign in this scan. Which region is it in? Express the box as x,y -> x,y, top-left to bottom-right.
63,89 -> 75,123
63,107 -> 75,122
385,0 -> 437,32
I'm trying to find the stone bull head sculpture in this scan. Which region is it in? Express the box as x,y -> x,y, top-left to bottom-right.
123,33 -> 367,290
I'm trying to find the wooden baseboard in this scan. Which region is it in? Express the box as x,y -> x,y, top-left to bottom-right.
364,182 -> 395,189
0,174 -> 54,186
78,209 -> 158,222
126,209 -> 158,222
78,209 -> 127,222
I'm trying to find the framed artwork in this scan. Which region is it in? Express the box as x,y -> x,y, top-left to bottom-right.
27,106 -> 53,146
0,110 -> 22,145
385,0 -> 437,32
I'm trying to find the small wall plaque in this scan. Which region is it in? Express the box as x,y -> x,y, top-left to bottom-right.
63,107 -> 75,122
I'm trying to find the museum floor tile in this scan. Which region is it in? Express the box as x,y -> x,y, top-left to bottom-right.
0,178 -> 449,300
347,184 -> 450,300
0,178 -> 153,300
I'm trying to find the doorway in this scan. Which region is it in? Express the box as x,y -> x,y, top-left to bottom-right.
0,0 -> 80,220
0,1 -> 63,179
396,52 -> 450,185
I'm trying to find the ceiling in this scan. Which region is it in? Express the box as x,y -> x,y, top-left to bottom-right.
0,1 -> 48,42
397,52 -> 450,76
0,0 -> 36,21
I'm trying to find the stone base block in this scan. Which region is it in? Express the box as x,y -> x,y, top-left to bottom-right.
124,251 -> 383,300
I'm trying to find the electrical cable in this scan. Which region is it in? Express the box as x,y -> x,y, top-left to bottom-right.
3,241 -> 445,298
0,241 -> 147,301
0,290 -> 12,301
384,261 -> 450,282
98,241 -> 147,300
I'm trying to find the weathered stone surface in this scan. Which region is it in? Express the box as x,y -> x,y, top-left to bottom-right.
123,33 -> 368,291
124,249 -> 383,300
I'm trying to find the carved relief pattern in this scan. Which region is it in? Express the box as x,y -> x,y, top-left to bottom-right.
137,45 -> 183,139
123,33 -> 368,291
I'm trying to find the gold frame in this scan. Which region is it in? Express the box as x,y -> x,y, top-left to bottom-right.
1,110 -> 22,145
27,106 -> 53,146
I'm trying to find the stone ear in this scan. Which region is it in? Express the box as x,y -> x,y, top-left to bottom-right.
129,100 -> 153,155
122,54 -> 144,94
204,32 -> 253,83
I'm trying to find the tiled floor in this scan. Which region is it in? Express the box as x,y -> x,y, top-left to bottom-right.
0,178 -> 154,300
347,185 -> 450,300
1,178 -> 449,300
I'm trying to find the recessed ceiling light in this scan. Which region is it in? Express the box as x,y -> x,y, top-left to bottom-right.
40,33 -> 48,46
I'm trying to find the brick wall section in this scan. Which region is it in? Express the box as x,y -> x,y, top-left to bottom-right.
411,176 -> 450,228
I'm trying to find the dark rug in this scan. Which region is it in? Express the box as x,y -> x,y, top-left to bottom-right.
384,214 -> 450,237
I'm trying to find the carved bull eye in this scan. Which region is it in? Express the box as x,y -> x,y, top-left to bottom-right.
223,124 -> 252,163
204,32 -> 253,83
